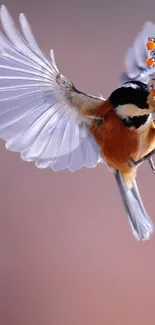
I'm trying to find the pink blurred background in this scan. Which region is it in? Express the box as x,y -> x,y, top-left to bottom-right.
0,0 -> 155,324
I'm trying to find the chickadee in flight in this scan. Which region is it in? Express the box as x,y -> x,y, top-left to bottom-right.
0,5 -> 155,241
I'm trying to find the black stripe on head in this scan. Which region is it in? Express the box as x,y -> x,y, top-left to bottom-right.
109,81 -> 150,109
122,114 -> 150,129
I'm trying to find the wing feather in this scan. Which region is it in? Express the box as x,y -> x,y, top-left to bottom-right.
0,5 -> 105,171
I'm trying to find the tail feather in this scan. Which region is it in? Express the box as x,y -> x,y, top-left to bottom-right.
114,170 -> 154,241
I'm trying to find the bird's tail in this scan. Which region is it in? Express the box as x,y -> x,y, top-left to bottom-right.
114,170 -> 154,241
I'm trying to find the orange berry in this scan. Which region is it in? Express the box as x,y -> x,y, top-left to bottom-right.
150,89 -> 155,97
146,57 -> 155,67
146,40 -> 155,50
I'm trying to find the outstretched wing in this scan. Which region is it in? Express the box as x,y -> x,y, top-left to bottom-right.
0,5 -> 105,172
119,21 -> 155,85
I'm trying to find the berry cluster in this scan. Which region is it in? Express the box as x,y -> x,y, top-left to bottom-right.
146,38 -> 155,67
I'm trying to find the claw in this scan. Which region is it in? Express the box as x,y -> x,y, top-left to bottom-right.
128,158 -> 137,168
138,148 -> 155,165
128,149 -> 155,173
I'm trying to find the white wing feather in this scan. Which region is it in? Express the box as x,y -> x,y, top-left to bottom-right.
0,5 -> 104,171
119,21 -> 155,85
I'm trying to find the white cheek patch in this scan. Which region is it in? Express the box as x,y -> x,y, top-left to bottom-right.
116,104 -> 151,118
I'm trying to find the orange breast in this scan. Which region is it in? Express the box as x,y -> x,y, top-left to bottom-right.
90,110 -> 139,172
145,121 -> 155,155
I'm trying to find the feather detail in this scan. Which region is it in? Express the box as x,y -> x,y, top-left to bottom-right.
0,5 -> 106,171
115,170 -> 154,241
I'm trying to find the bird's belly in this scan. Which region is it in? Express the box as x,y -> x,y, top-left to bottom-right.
101,128 -> 139,171
90,114 -> 139,172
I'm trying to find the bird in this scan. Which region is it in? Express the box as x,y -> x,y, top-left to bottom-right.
0,5 -> 155,241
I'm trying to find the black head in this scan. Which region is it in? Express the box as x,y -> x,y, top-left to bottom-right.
109,80 -> 151,110
109,81 -> 152,129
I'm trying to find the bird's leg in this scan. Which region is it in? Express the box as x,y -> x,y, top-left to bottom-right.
128,148 -> 155,169
148,157 -> 155,173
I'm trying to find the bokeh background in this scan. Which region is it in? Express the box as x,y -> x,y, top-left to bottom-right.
0,0 -> 155,324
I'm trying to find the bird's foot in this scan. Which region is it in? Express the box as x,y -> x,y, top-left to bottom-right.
128,148 -> 155,173
128,158 -> 138,168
